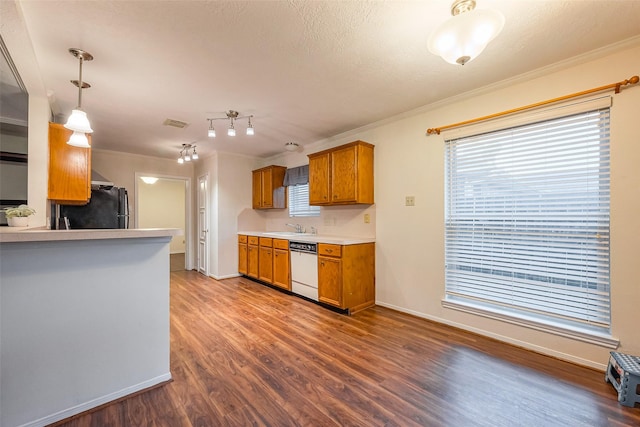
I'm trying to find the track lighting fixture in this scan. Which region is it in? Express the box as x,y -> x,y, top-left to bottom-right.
64,48 -> 94,147
177,143 -> 198,164
206,110 -> 254,138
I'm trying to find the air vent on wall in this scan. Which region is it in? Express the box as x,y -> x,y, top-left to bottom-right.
163,118 -> 189,128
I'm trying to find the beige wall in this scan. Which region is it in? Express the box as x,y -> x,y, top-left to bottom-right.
137,178 -> 186,253
92,149 -> 193,220
92,149 -> 194,265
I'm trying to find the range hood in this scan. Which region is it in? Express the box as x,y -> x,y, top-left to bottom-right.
91,170 -> 114,188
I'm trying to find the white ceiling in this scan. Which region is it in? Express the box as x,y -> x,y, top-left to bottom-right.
10,0 -> 640,160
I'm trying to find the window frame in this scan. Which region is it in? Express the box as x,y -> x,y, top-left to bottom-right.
288,183 -> 320,218
442,98 -> 616,348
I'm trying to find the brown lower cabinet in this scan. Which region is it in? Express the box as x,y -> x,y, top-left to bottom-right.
318,242 -> 375,314
272,239 -> 290,290
238,235 -> 248,275
247,236 -> 259,279
239,235 -> 290,290
258,237 -> 274,283
238,234 -> 375,314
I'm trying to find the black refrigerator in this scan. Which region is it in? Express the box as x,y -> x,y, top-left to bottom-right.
60,187 -> 129,229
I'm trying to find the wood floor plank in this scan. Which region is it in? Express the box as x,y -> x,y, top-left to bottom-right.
50,271 -> 640,427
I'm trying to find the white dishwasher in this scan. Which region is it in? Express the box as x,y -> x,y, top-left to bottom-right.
289,241 -> 318,301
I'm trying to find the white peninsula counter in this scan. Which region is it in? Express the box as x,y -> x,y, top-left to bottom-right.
0,227 -> 180,427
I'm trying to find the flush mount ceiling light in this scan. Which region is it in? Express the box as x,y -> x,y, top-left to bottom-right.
177,143 -> 198,164
284,142 -> 299,152
428,0 -> 505,66
64,48 -> 94,147
206,110 -> 255,138
140,176 -> 159,184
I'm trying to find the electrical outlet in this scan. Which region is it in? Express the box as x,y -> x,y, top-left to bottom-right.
405,196 -> 415,206
364,213 -> 370,224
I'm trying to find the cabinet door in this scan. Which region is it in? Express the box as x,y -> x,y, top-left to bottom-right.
309,153 -> 330,205
272,248 -> 290,290
259,246 -> 273,283
48,122 -> 92,204
318,255 -> 342,307
252,170 -> 262,209
261,169 -> 274,208
238,243 -> 248,275
248,245 -> 259,278
331,145 -> 357,203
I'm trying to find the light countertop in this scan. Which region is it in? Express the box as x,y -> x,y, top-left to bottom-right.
0,227 -> 182,243
238,230 -> 375,245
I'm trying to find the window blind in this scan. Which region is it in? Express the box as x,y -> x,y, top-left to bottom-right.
289,183 -> 320,217
444,108 -> 611,330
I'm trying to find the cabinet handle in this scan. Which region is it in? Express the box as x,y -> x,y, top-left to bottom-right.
326,249 -> 333,253
320,261 -> 325,266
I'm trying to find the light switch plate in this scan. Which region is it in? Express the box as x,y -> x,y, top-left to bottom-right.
405,196 -> 415,206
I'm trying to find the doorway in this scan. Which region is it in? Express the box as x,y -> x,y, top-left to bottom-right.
197,173 -> 209,275
135,174 -> 192,270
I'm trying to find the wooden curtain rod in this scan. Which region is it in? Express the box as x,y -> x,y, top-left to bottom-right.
426,75 -> 639,135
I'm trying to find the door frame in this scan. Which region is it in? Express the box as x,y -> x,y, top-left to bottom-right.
197,173 -> 209,276
134,172 -> 193,270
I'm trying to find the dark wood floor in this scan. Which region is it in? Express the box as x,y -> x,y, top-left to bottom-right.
52,270 -> 639,426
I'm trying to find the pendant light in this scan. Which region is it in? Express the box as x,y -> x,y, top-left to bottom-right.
64,48 -> 94,147
428,0 -> 504,66
207,119 -> 216,138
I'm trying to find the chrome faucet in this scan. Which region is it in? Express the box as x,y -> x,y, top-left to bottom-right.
286,223 -> 304,233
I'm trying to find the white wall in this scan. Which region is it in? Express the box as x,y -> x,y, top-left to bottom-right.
1,236 -> 172,427
6,0 -> 637,371
232,40 -> 640,370
1,1 -> 50,228
195,151 -> 256,279
318,41 -> 639,369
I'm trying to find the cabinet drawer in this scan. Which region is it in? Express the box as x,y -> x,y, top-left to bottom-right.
318,243 -> 341,257
248,236 -> 259,245
238,235 -> 248,243
273,239 -> 289,250
259,237 -> 273,247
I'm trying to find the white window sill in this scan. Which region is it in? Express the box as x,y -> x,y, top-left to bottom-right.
441,298 -> 619,349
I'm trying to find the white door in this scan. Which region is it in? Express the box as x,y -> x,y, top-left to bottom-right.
198,174 -> 209,275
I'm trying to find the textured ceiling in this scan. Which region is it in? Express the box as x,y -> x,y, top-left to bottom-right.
8,0 -> 640,159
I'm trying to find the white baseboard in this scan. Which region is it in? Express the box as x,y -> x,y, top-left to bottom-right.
375,301 -> 607,371
20,373 -> 172,427
210,273 -> 241,280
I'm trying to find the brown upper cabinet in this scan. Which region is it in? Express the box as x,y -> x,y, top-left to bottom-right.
48,122 -> 91,205
252,165 -> 287,209
308,140 -> 374,205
